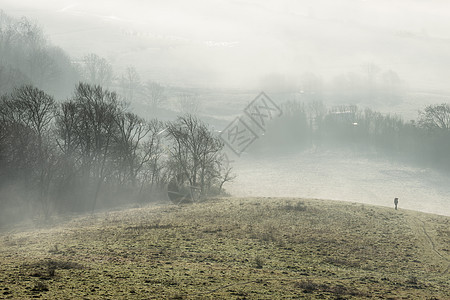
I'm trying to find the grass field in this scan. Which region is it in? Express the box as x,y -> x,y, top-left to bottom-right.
0,197 -> 449,299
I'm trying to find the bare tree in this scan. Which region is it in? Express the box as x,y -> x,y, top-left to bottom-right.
218,162 -> 236,193
1,86 -> 56,217
55,101 -> 81,157
0,94 -> 40,183
138,119 -> 166,201
142,80 -> 166,114
114,112 -> 154,186
68,83 -> 121,211
119,66 -> 141,102
418,103 -> 450,131
54,100 -> 83,211
176,93 -> 201,115
81,53 -> 113,88
166,114 -> 225,200
9,85 -> 55,140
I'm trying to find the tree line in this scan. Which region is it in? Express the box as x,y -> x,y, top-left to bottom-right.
0,83 -> 230,224
253,100 -> 450,171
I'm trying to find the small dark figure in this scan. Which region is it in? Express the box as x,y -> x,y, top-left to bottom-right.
394,197 -> 399,210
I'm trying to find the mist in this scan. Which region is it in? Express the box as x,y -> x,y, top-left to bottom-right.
3,0 -> 450,90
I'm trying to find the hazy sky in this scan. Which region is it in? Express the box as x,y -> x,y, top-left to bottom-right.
3,0 -> 450,89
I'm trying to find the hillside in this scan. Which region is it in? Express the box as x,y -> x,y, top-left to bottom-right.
0,197 -> 448,299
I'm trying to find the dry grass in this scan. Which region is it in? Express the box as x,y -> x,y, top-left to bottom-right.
0,197 -> 448,299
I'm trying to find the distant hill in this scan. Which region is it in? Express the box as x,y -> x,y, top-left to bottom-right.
0,10 -> 79,97
2,0 -> 450,91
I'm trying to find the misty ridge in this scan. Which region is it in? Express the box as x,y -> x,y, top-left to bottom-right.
1,2 -> 450,226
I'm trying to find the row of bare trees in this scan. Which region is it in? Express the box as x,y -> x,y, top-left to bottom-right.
0,83 -> 230,224
77,55 -> 168,113
78,57 -> 203,116
251,100 -> 450,171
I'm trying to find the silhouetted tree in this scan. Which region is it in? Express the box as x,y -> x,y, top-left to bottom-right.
114,112 -> 155,186
80,53 -> 113,88
142,80 -> 166,114
59,83 -> 121,211
166,115 -> 225,199
119,66 -> 141,102
139,119 -> 166,193
418,103 -> 450,131
0,85 -> 56,217
176,93 -> 201,115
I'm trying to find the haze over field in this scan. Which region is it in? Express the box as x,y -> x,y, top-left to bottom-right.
229,150 -> 450,216
3,0 -> 450,91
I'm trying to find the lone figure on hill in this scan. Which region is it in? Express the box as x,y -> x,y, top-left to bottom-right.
394,197 -> 399,210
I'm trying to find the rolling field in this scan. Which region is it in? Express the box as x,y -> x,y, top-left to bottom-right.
229,151 -> 450,216
0,197 -> 449,299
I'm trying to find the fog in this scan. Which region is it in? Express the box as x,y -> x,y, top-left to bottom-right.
229,150 -> 450,216
1,0 -> 450,224
4,0 -> 450,90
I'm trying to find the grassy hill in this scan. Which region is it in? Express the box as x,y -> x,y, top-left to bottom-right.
0,197 -> 448,299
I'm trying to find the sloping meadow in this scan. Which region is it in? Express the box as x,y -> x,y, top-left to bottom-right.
0,197 -> 448,299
